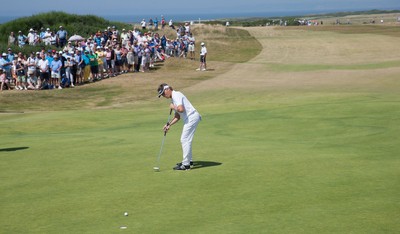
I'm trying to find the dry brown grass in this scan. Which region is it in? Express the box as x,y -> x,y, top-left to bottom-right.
313,13 -> 400,25
187,25 -> 400,95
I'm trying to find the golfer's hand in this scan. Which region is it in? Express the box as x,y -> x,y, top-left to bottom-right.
163,124 -> 170,133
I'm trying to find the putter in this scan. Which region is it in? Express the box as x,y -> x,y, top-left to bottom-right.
153,109 -> 173,172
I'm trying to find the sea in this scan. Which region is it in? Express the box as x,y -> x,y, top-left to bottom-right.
0,10 -> 335,24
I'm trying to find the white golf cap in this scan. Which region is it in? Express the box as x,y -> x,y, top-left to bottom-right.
2,53 -> 7,56
157,83 -> 169,98
201,42 -> 205,46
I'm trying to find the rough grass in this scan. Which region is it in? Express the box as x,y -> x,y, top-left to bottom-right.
193,24 -> 262,63
281,25 -> 400,38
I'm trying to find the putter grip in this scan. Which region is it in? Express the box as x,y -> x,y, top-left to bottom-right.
164,108 -> 172,136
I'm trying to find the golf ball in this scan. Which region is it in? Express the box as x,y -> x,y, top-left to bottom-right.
124,212 -> 128,216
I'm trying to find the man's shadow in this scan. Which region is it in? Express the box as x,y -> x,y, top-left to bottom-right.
191,161 -> 222,170
0,147 -> 29,152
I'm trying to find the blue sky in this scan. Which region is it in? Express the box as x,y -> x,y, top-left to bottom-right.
1,0 -> 399,17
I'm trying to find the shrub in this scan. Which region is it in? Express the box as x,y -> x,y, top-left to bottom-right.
0,11 -> 131,48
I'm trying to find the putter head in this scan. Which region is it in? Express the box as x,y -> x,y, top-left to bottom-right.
153,167 -> 160,172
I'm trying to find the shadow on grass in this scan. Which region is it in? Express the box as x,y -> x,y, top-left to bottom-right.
191,161 -> 222,170
0,147 -> 29,152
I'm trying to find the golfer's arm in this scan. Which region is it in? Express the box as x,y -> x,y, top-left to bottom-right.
169,113 -> 180,126
175,105 -> 184,113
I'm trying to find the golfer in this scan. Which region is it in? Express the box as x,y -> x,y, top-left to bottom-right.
158,83 -> 201,170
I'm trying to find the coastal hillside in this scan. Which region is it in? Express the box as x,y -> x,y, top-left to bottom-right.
0,11 -> 130,50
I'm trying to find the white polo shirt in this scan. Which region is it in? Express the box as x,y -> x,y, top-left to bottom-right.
172,90 -> 197,122
200,46 -> 207,56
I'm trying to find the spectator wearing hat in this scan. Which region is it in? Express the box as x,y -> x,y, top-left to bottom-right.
105,46 -> 115,77
120,29 -> 130,48
0,68 -> 11,91
32,52 -> 40,78
27,28 -> 36,45
111,25 -> 119,38
120,45 -> 128,73
141,45 -> 150,72
64,56 -> 74,87
86,40 -> 94,52
27,52 -> 37,78
154,17 -> 159,30
35,51 -> 41,73
74,50 -> 83,85
95,46 -> 105,79
57,26 -> 68,48
8,32 -> 17,46
88,50 -> 99,81
169,19 -> 175,30
107,26 -> 113,38
114,45 -> 123,74
43,28 -> 52,45
141,19 -> 147,30
15,58 -> 27,90
133,42 -> 142,72
126,47 -> 134,72
50,54 -> 63,89
161,16 -> 166,29
46,50 -> 55,66
37,53 -> 49,89
63,41 -> 74,53
50,32 -> 57,46
0,53 -> 13,81
148,18 -> 154,30
17,31 -> 27,48
39,27 -> 46,43
110,38 -> 118,48
69,51 -> 77,86
27,68 -> 39,90
7,48 -> 15,63
188,33 -> 196,60
82,50 -> 91,82
101,30 -> 109,47
197,42 -> 207,71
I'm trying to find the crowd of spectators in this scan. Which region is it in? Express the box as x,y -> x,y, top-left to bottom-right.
1,17 -> 199,92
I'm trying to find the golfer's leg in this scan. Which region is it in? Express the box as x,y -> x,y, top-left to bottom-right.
181,114 -> 200,165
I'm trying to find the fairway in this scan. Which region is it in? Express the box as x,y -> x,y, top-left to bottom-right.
1,24 -> 400,233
